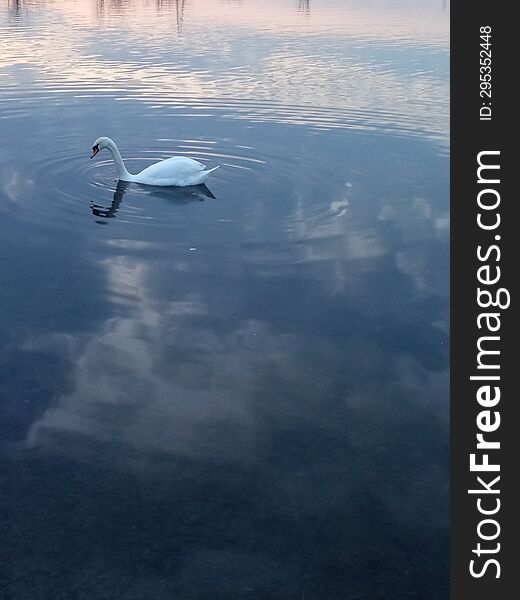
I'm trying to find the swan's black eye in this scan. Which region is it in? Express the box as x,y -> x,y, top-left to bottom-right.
92,145 -> 99,151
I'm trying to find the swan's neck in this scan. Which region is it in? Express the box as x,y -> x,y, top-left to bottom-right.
107,141 -> 133,181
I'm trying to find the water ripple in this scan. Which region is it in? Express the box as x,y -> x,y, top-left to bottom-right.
1,0 -> 449,144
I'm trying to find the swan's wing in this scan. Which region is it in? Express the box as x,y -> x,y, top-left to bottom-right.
137,156 -> 205,181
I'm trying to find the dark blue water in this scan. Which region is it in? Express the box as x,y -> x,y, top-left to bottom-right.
0,1 -> 449,598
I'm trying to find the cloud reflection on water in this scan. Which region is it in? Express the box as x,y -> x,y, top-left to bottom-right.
27,170 -> 449,470
26,242 -> 448,528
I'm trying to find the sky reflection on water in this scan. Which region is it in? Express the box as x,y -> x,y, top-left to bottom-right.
1,1 -> 449,598
1,0 -> 449,140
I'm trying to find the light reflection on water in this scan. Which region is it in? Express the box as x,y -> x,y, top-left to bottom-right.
1,0 -> 449,139
0,1 -> 449,598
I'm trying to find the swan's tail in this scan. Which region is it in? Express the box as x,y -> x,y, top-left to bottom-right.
199,165 -> 219,184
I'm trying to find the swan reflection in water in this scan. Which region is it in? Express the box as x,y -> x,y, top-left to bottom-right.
90,180 -> 215,224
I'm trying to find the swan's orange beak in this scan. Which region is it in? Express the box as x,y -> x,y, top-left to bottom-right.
91,145 -> 99,159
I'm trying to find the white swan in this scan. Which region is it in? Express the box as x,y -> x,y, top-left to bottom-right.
91,137 -> 219,187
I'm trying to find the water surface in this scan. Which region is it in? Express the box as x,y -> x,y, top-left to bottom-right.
0,1 -> 449,598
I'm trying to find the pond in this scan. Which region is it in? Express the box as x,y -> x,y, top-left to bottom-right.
0,1 -> 449,598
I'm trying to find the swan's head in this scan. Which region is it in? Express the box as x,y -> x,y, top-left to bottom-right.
91,136 -> 113,159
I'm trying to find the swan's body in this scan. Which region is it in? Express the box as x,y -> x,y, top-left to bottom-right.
91,137 -> 218,187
